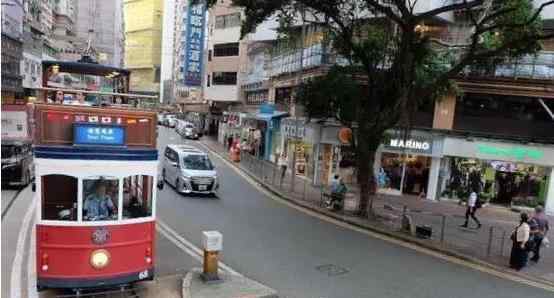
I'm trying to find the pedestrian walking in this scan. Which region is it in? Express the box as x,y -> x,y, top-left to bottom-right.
330,174 -> 340,193
529,205 -> 550,263
278,153 -> 288,186
510,213 -> 531,271
460,191 -> 481,229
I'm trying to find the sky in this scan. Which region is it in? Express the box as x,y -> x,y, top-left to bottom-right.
160,0 -> 176,96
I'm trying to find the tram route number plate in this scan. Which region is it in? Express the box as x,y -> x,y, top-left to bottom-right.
199,185 -> 207,191
139,270 -> 149,279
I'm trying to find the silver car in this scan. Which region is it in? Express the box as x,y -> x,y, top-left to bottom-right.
162,144 -> 218,196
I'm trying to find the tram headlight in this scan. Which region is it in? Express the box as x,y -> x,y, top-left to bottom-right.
90,249 -> 110,269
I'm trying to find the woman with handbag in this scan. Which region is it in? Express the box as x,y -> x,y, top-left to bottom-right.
510,213 -> 531,271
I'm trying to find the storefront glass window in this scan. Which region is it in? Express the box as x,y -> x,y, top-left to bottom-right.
378,153 -> 431,195
439,157 -> 549,207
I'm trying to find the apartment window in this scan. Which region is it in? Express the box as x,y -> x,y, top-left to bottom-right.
155,67 -> 161,83
212,72 -> 237,85
213,43 -> 239,57
207,74 -> 211,87
208,50 -> 212,61
214,13 -> 241,29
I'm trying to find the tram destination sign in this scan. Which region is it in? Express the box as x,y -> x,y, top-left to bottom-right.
74,123 -> 126,146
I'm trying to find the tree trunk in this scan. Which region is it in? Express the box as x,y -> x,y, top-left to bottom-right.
356,129 -> 381,217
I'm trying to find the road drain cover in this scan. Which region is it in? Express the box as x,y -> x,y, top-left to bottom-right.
316,264 -> 349,276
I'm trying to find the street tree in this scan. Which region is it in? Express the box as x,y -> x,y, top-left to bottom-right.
208,0 -> 554,215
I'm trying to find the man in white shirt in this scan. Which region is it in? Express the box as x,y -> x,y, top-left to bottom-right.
461,191 -> 481,229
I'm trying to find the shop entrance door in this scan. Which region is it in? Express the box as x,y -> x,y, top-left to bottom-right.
378,153 -> 431,196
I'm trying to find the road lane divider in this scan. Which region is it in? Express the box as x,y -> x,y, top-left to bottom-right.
197,140 -> 554,293
10,195 -> 36,298
157,220 -> 242,276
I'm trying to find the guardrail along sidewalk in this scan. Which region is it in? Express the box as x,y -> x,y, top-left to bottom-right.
201,138 -> 554,285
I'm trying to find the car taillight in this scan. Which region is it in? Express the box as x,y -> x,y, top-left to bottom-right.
41,253 -> 49,271
145,247 -> 152,264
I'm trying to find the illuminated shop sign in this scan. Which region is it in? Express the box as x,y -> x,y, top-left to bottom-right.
477,145 -> 543,161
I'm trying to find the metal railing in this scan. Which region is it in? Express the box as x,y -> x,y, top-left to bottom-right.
237,150 -> 516,265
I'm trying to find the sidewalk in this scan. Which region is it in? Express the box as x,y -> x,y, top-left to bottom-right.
200,137 -> 554,286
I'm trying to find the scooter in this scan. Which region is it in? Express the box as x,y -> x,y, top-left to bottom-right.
324,194 -> 344,211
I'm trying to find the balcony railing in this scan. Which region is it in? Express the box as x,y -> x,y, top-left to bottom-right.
460,52 -> 554,80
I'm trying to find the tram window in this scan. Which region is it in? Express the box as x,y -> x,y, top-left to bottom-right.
82,177 -> 119,221
122,175 -> 153,219
41,175 -> 78,221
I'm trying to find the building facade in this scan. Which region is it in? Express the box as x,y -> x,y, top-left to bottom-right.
123,0 -> 163,95
172,0 -> 205,107
2,0 -> 25,103
206,4 -> 554,215
74,0 -> 125,67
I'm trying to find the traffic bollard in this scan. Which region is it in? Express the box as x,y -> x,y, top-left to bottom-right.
201,231 -> 223,283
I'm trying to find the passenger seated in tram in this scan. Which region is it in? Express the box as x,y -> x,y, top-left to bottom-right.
83,179 -> 116,221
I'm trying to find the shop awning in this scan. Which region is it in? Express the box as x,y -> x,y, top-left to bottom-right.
253,111 -> 289,121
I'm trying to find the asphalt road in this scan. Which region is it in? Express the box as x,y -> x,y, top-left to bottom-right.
156,126 -> 553,298
1,127 -> 552,298
2,188 -> 21,216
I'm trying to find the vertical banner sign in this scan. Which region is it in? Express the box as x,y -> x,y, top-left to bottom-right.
184,1 -> 207,86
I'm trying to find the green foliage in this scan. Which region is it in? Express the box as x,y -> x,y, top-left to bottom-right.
296,66 -> 362,124
494,0 -> 543,57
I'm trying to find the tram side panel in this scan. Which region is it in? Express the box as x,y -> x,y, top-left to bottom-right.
36,221 -> 155,289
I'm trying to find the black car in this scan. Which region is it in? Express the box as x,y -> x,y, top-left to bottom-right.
1,140 -> 34,187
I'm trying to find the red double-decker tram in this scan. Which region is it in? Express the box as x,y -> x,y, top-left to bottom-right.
32,102 -> 162,291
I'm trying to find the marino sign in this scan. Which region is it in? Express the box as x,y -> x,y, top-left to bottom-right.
389,139 -> 431,151
383,130 -> 434,155
477,145 -> 543,161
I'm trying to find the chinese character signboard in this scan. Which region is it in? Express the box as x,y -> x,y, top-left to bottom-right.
184,2 -> 207,86
74,123 -> 126,146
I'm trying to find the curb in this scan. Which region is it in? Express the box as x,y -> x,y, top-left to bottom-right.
182,268 -> 278,298
200,140 -> 554,291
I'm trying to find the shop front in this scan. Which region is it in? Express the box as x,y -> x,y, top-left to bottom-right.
242,104 -> 288,161
281,118 -> 316,180
439,138 -> 554,215
313,125 -> 356,186
219,111 -> 244,145
375,130 -> 443,199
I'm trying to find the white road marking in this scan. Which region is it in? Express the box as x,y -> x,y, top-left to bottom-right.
197,141 -> 554,292
27,219 -> 38,298
157,220 -> 242,276
10,196 -> 36,298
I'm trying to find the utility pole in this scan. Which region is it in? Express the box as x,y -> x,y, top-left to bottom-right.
290,5 -> 306,192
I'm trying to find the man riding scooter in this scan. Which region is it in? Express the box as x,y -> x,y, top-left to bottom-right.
326,176 -> 347,211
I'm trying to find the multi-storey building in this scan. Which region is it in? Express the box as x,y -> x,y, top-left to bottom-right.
1,0 -> 25,103
123,0 -> 163,96
172,0 -> 204,107
209,3 -> 554,215
74,0 -> 125,67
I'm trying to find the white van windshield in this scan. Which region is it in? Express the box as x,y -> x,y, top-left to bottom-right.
182,155 -> 214,170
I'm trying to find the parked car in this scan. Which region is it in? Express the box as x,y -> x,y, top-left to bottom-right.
158,113 -> 166,125
161,144 -> 218,196
177,121 -> 200,140
1,140 -> 34,187
164,114 -> 177,128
